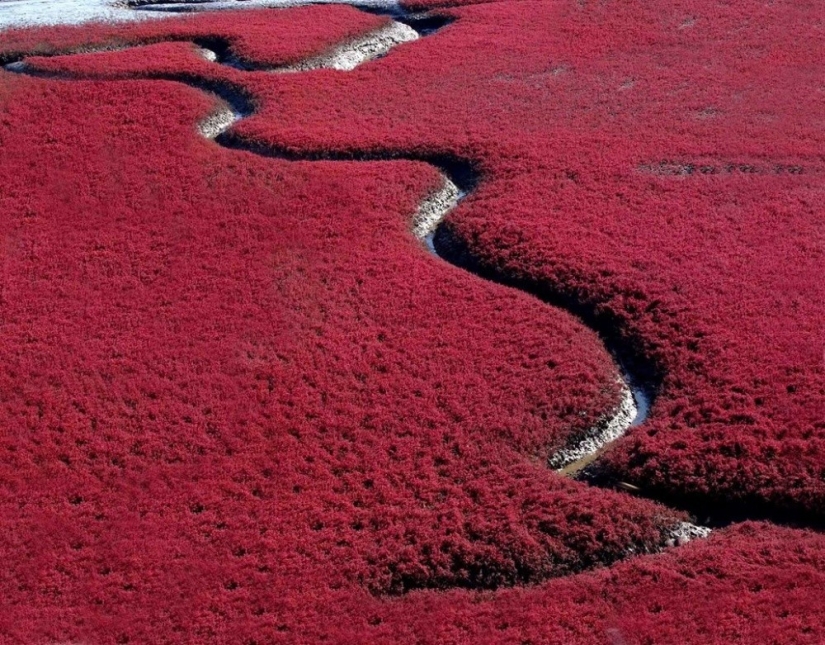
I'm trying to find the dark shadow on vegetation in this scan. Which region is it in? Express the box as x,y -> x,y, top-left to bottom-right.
431,223 -> 663,403
579,463 -> 825,532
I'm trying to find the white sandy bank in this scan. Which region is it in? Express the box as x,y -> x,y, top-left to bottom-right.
0,0 -> 401,31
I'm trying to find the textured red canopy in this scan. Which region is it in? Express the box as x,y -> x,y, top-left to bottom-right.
0,1 -> 822,642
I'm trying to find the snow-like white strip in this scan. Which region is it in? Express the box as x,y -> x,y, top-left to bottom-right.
279,21 -> 418,73
196,45 -> 218,62
0,0 -> 402,31
550,382 -> 637,471
197,103 -> 239,138
665,521 -> 712,546
0,0 -> 146,29
411,175 -> 461,241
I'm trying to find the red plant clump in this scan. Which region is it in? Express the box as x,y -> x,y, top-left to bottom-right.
0,0 -> 823,643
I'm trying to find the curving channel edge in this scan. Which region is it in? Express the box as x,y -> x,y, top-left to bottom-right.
2,3 -> 711,577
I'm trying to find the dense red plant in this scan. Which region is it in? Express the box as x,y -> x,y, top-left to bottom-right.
0,1 -> 822,643
218,0 -> 825,523
0,5 -> 388,66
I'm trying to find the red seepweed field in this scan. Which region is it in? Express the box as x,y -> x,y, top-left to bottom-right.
0,0 -> 822,643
